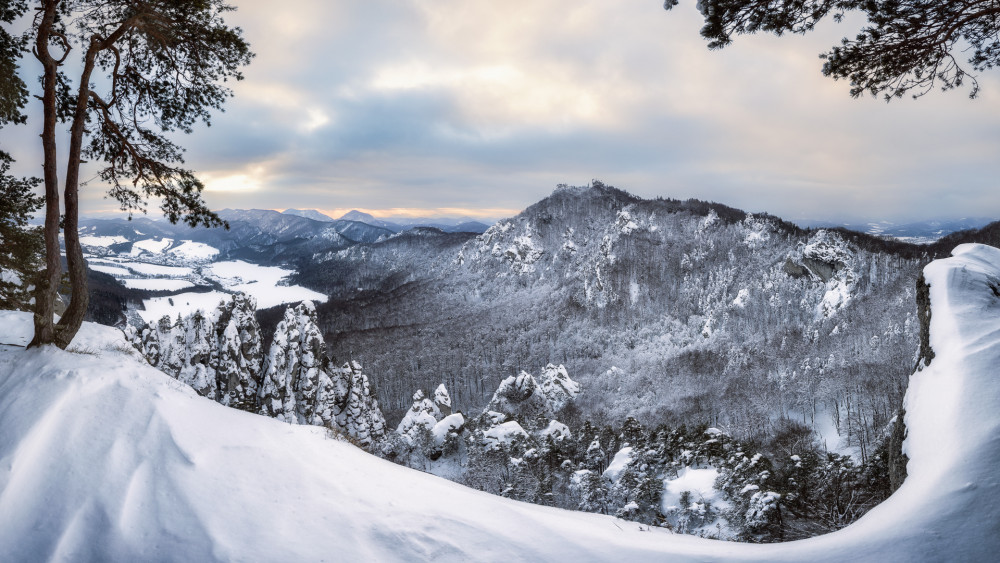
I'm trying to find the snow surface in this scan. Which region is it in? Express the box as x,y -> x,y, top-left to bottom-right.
206,260 -> 327,309
121,278 -> 196,291
662,466 -> 727,512
138,291 -> 232,323
432,413 -> 466,445
125,262 -> 194,277
603,446 -> 634,482
79,235 -> 127,247
88,264 -> 132,277
134,261 -> 326,322
130,237 -> 173,255
1,244 -> 999,561
482,420 -> 529,450
168,240 -> 219,261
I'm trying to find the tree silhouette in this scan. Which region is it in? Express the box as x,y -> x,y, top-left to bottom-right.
665,0 -> 1000,99
8,0 -> 253,348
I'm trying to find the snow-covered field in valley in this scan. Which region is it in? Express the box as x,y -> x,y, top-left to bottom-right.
80,235 -> 327,322
121,278 -> 196,291
0,244 -> 998,561
205,260 -> 327,310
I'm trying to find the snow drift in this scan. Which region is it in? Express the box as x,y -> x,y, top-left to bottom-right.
1,244 -> 999,561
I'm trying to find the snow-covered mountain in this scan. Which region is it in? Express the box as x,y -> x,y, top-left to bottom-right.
282,208 -> 336,222
339,209 -> 403,231
1,244 -> 998,561
798,217 -> 995,244
73,185 -> 999,455
338,209 -> 492,234
78,209 -> 391,262
302,184 -> 936,453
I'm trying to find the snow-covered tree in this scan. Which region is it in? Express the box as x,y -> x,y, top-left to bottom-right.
257,301 -> 386,447
213,293 -> 263,411
259,301 -> 327,423
131,293 -> 264,410
397,389 -> 441,443
584,437 -> 606,473
573,469 -> 608,514
330,361 -> 387,448
433,383 -> 452,417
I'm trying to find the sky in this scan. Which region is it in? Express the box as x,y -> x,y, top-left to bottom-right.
5,0 -> 1000,224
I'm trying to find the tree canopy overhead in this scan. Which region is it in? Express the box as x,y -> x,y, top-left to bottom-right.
664,0 -> 1000,100
1,0 -> 253,348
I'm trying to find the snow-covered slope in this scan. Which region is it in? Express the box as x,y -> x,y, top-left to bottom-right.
1,244 -> 998,561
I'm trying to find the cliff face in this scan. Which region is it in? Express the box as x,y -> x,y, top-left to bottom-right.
889,272 -> 939,492
915,272 -> 936,370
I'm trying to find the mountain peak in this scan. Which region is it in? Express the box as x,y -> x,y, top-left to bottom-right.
339,210 -> 378,223
283,208 -> 335,222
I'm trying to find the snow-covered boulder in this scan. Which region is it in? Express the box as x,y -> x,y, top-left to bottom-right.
432,413 -> 466,446
538,363 -> 580,412
130,292 -> 264,407
259,300 -> 329,423
602,447 -> 634,483
485,371 -> 551,422
485,365 -> 581,425
397,383 -> 459,448
397,389 -> 442,445
539,419 -> 572,444
482,421 -> 530,450
328,361 -> 387,448
257,302 -> 385,446
433,383 -> 452,417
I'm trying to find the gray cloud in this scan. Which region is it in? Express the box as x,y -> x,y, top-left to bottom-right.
8,1 -> 1000,223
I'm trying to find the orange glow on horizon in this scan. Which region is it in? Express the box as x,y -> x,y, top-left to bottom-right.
274,207 -> 518,220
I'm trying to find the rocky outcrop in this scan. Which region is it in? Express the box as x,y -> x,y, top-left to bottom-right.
915,272 -> 935,369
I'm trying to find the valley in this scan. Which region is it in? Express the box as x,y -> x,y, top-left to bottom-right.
70,182 -> 1000,543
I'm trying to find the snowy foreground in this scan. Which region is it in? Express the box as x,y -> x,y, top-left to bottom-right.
1,245 -> 999,562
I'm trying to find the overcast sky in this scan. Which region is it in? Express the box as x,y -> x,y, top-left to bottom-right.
7,1 -> 1000,223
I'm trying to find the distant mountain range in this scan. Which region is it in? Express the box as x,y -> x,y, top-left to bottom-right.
796,217 -> 996,244
282,208 -> 491,234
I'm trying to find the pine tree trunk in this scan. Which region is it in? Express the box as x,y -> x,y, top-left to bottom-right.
53,43 -> 99,348
28,0 -> 62,349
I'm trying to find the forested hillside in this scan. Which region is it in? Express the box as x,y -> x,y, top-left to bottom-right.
301,183 -> 937,456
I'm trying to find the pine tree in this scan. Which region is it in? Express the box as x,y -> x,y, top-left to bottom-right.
575,470 -> 608,514
584,437 -> 606,473
0,152 -> 42,311
619,416 -> 645,449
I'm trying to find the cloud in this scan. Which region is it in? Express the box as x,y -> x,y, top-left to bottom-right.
8,0 -> 1000,223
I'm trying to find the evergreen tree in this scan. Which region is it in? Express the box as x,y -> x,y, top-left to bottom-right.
666,0 -> 1000,100
19,0 -> 252,349
584,437 -> 606,473
0,152 -> 42,311
575,469 -> 608,514
619,416 -> 645,449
